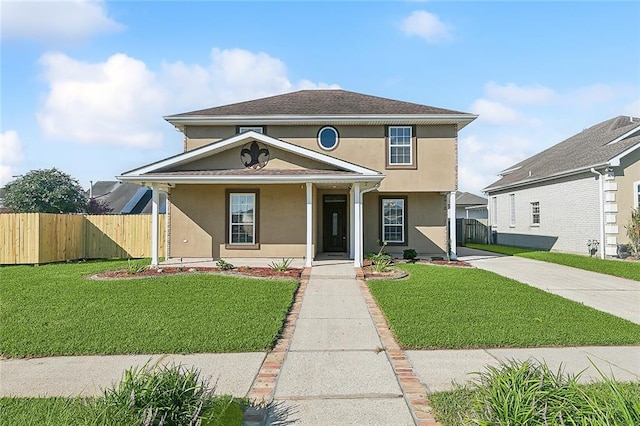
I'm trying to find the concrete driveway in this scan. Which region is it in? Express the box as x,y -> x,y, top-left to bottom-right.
458,247 -> 640,324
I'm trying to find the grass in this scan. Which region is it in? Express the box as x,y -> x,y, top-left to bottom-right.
429,359 -> 640,426
0,260 -> 298,357
465,243 -> 640,281
368,264 -> 640,349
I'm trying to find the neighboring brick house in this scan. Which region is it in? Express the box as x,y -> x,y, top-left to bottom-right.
484,116 -> 640,258
118,90 -> 477,266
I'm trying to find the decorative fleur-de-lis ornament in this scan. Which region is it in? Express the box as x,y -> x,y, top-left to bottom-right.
240,141 -> 270,169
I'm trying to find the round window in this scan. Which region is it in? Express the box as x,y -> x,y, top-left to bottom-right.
317,126 -> 339,150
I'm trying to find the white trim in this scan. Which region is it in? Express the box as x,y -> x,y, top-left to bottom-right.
509,194 -> 516,227
229,192 -> 256,245
165,114 -> 478,130
634,180 -> 640,209
353,183 -> 362,267
151,183 -> 159,266
306,183 -> 313,267
381,197 -> 405,244
118,174 -> 384,185
317,126 -> 339,151
120,131 -> 381,178
449,191 -> 457,260
388,126 -> 412,165
605,124 -> 640,146
349,186 -> 355,259
609,142 -> 640,166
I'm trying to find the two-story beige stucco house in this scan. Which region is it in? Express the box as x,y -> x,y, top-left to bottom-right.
118,90 -> 477,266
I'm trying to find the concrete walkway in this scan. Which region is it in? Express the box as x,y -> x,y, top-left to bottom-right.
458,247 -> 640,324
271,260 -> 416,425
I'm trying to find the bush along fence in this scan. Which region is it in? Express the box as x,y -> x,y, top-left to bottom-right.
0,213 -> 166,265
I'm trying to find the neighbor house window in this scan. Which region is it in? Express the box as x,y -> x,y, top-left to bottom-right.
238,126 -> 264,134
381,197 -> 407,244
226,190 -> 259,248
509,194 -> 516,227
491,197 -> 497,226
386,126 -> 415,168
531,201 -> 540,225
634,181 -> 640,208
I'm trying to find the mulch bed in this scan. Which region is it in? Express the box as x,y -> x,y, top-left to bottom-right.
362,258 -> 472,280
91,266 -> 303,280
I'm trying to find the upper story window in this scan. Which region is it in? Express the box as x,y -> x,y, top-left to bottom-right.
238,126 -> 264,134
386,126 -> 416,169
317,126 -> 339,151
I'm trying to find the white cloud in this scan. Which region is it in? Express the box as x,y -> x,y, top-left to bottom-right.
0,130 -> 25,186
37,47 -> 340,148
401,10 -> 452,44
485,82 -> 556,105
622,99 -> 640,117
38,52 -> 166,148
471,99 -> 520,124
1,0 -> 124,44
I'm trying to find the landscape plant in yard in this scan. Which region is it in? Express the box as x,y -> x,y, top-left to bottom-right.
429,359 -> 640,426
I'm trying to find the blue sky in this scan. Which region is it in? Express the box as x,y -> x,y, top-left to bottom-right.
1,1 -> 639,195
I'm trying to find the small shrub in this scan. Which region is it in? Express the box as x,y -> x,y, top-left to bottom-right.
368,242 -> 392,272
126,259 -> 146,274
627,208 -> 640,259
269,258 -> 292,272
216,259 -> 234,271
403,249 -> 417,260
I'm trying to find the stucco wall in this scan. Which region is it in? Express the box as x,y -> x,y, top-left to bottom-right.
613,149 -> 640,245
363,192 -> 447,257
182,124 -> 457,192
169,184 -> 310,259
488,173 -> 600,255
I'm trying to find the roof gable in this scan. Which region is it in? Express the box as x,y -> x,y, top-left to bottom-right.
119,131 -> 382,178
485,116 -> 640,192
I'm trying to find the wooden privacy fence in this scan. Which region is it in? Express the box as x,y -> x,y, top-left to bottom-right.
458,218 -> 489,245
0,213 -> 166,265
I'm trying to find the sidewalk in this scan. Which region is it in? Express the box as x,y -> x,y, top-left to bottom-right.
457,247 -> 640,324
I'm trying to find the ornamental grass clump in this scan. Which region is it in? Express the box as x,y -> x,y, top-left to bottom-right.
466,359 -> 640,426
367,242 -> 392,272
103,363 -> 245,426
269,258 -> 292,272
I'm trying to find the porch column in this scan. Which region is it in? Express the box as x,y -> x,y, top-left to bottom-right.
449,191 -> 457,260
349,185 -> 355,259
353,183 -> 362,267
306,182 -> 313,267
151,183 -> 159,267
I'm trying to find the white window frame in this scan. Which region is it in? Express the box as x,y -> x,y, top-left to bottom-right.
530,201 -> 540,226
238,127 -> 263,134
382,198 -> 405,244
317,126 -> 339,151
491,196 -> 498,227
388,126 -> 412,165
229,193 -> 256,245
634,181 -> 640,208
509,194 -> 516,227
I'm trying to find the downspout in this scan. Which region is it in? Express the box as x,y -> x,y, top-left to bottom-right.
590,168 -> 606,259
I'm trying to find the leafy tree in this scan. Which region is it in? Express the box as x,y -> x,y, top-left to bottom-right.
86,197 -> 114,214
626,208 -> 640,258
4,168 -> 87,213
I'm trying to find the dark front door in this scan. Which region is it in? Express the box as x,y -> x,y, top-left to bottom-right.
323,195 -> 347,252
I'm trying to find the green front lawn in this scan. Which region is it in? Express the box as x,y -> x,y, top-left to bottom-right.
368,264 -> 640,349
465,243 -> 640,281
0,261 -> 298,357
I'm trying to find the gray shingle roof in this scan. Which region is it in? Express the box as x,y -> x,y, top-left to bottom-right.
484,116 -> 640,192
167,89 -> 471,117
456,191 -> 487,206
88,181 -> 166,214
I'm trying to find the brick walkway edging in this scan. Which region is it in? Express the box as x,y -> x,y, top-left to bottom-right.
244,267 -> 311,422
356,268 -> 443,426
